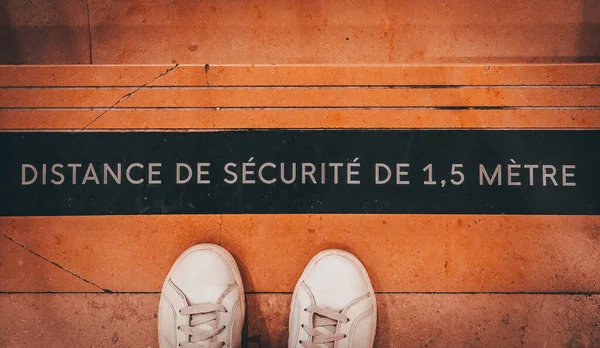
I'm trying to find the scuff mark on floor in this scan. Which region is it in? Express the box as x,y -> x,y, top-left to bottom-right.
204,63 -> 210,86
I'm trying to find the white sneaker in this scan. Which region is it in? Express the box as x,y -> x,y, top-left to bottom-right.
158,244 -> 245,348
288,250 -> 377,348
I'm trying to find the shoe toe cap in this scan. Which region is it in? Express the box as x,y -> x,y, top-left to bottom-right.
304,251 -> 372,310
170,248 -> 236,304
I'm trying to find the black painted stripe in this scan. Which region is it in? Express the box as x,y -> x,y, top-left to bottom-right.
1,130 -> 598,216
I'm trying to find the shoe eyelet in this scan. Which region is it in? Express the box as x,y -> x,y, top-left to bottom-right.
224,309 -> 228,313
346,318 -> 350,323
299,340 -> 303,344
177,326 -> 181,330
301,324 -> 304,328
343,334 -> 347,338
303,308 -> 307,312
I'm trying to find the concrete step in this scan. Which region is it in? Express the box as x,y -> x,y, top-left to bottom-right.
2,215 -> 600,293
1,293 -> 598,347
2,0 -> 599,65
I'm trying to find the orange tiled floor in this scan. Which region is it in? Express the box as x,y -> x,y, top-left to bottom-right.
0,64 -> 599,347
2,215 -> 600,293
2,0 -> 599,64
0,294 -> 599,347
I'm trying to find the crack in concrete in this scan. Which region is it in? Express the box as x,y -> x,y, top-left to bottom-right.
519,306 -> 532,346
538,295 -> 546,312
519,296 -> 546,346
0,233 -> 111,293
218,214 -> 223,246
80,64 -> 179,131
85,0 -> 92,64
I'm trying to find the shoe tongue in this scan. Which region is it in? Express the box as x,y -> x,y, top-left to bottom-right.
182,284 -> 229,305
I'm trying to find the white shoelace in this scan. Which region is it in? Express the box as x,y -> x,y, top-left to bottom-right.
178,303 -> 227,348
299,305 -> 349,348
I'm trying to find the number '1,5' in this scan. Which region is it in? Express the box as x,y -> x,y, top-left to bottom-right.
422,164 -> 465,186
